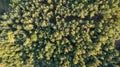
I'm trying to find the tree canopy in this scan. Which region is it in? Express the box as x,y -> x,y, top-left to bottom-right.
0,0 -> 120,67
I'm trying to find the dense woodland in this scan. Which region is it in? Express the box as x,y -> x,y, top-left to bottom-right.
0,0 -> 120,67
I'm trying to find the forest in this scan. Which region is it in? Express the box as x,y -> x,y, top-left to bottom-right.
0,0 -> 120,67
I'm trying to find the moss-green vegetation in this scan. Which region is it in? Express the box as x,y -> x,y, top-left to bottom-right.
0,0 -> 120,67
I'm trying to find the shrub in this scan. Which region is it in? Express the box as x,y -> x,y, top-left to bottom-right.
0,0 -> 120,67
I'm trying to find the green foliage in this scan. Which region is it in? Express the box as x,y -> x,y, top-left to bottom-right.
0,0 -> 120,67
